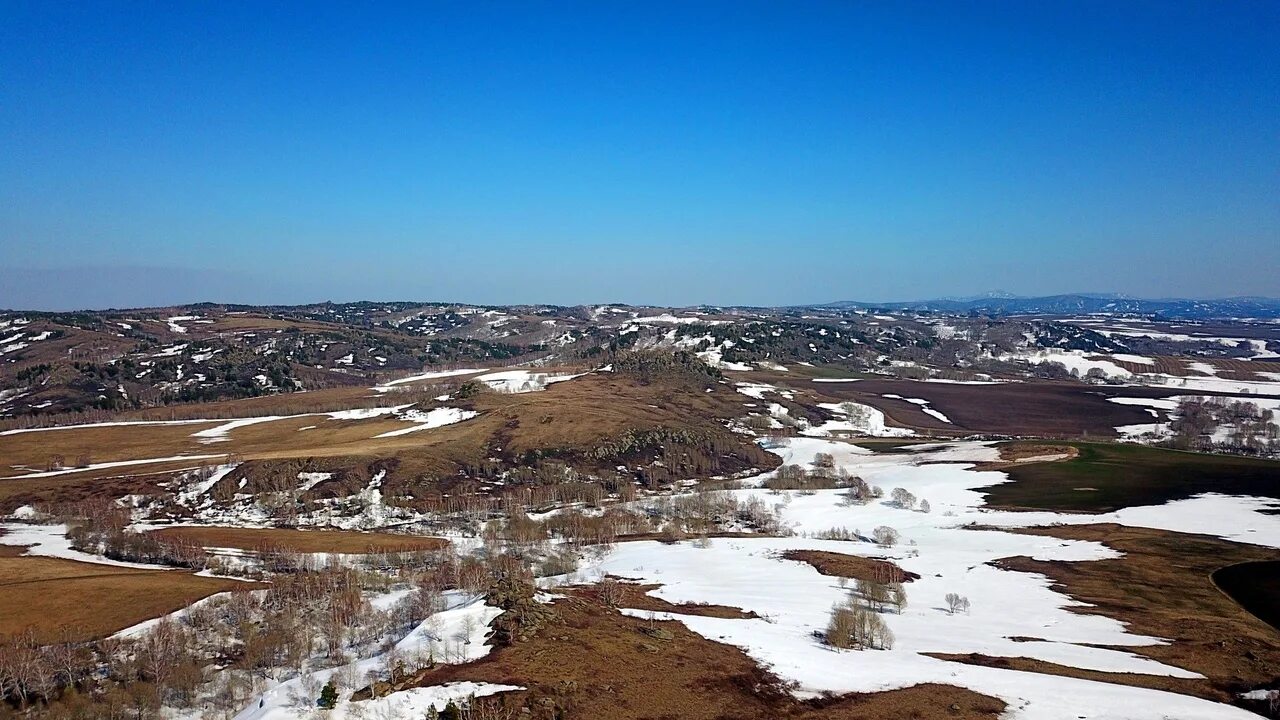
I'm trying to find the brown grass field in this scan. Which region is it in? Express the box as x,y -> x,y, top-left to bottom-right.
0,371 -> 769,510
1098,355 -> 1280,382
0,421 -> 227,471
407,594 -> 1005,720
147,526 -> 447,553
0,554 -> 261,642
0,459 -> 222,513
925,652 -> 1215,700
782,550 -> 920,583
993,523 -> 1280,703
790,378 -> 1172,437
567,580 -> 760,619
1203,357 -> 1280,381
993,442 -> 1077,463
1100,355 -> 1201,377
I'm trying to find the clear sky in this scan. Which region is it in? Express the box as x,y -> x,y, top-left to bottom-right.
2,1 -> 1277,310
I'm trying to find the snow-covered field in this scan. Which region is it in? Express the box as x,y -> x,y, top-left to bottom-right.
372,407 -> 478,438
371,368 -> 489,393
475,369 -> 585,393
802,401 -> 915,438
7,436 -> 1277,718
6,360 -> 1278,719
564,438 -> 1280,720
0,521 -> 181,569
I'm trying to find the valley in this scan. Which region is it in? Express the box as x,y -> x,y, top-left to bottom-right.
0,302 -> 1278,719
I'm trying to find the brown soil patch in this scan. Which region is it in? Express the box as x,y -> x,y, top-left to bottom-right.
404,595 -> 1004,720
926,653 -> 1214,698
148,526 -> 447,554
993,523 -> 1280,702
1098,355 -> 1198,377
793,379 -> 1177,438
0,554 -> 262,642
1204,358 -> 1280,382
782,550 -> 920,583
567,581 -> 759,619
1102,355 -> 1280,383
995,443 -> 1077,463
974,443 -> 1080,471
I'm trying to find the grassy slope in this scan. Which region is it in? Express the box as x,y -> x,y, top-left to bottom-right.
146,527 -> 447,554
980,441 -> 1280,512
993,524 -> 1280,703
0,371 -> 776,509
0,555 -> 262,642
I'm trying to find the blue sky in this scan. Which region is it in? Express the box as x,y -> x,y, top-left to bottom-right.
2,1 -> 1277,310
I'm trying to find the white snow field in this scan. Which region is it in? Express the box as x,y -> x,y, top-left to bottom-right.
568,439 -> 1279,720
801,401 -> 915,437
371,368 -> 489,393
998,349 -> 1134,380
476,369 -> 585,393
995,349 -> 1280,396
0,522 -> 179,570
372,407 -> 479,437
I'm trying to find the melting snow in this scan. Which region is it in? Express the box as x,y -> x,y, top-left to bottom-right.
569,439 -> 1278,719
373,407 -> 478,438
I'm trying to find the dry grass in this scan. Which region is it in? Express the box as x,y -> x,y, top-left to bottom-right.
791,378 -> 1169,438
925,652 -> 1215,699
147,526 -> 446,554
567,580 -> 760,619
1099,355 -> 1280,382
206,314 -> 341,333
0,422 -> 227,472
0,462 -> 210,513
782,550 -> 920,583
1098,355 -> 1199,377
0,555 -> 261,642
993,443 -> 1077,463
1,371 -> 774,510
0,370 -> 750,466
406,594 -> 1004,720
1204,357 -> 1280,381
993,523 -> 1280,702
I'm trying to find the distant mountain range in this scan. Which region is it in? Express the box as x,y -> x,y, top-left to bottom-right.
819,294 -> 1280,320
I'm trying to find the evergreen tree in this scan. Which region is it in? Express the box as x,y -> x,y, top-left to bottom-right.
317,680 -> 338,709
439,700 -> 462,720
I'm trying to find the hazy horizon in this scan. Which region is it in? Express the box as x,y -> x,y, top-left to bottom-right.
4,264 -> 1279,313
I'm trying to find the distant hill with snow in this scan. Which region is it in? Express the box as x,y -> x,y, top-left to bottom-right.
819,294 -> 1280,319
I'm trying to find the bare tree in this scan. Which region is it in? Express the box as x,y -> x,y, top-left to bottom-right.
597,576 -> 626,607
945,592 -> 970,615
890,487 -> 916,510
824,599 -> 894,650
889,583 -> 907,614
872,526 -> 900,547
856,579 -> 891,612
